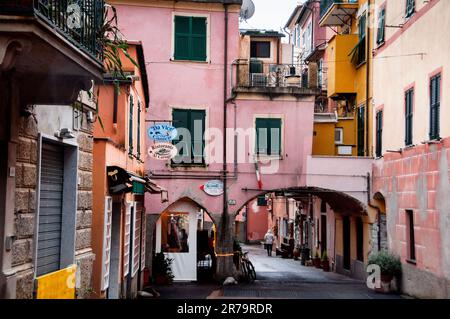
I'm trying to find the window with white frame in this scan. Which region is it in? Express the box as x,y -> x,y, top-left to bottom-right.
101,197 -> 113,291
334,128 -> 344,144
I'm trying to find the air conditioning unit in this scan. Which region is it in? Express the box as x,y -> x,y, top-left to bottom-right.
251,73 -> 267,87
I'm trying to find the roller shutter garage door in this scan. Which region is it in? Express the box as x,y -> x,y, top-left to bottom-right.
36,142 -> 64,277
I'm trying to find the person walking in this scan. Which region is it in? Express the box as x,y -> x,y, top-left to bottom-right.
264,229 -> 275,256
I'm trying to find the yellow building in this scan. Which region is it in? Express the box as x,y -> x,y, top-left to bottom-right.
314,0 -> 374,158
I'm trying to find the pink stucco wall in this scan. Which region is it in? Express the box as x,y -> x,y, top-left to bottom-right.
246,198 -> 268,242
114,2 -> 315,218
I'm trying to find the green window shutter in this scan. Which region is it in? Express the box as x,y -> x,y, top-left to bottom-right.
377,8 -> 385,44
174,16 -> 191,60
430,75 -> 441,140
376,111 -> 383,157
190,110 -> 206,164
129,95 -> 134,155
268,119 -> 281,156
256,118 -> 268,155
357,107 -> 365,156
405,89 -> 414,146
172,109 -> 190,163
191,17 -> 207,61
137,102 -> 141,158
174,16 -> 207,61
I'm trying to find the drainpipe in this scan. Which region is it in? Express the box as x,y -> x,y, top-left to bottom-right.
222,4 -> 229,217
365,0 -> 371,157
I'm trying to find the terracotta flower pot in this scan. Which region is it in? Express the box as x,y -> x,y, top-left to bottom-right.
375,274 -> 394,294
313,257 -> 322,268
322,260 -> 330,272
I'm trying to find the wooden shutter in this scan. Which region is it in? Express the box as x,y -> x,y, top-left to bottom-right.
174,16 -> 190,60
137,101 -> 141,158
255,118 -> 268,154
357,107 -> 365,156
405,89 -> 414,145
140,212 -> 146,271
269,119 -> 281,156
191,17 -> 207,61
174,16 -> 207,61
123,203 -> 132,277
101,197 -> 113,291
430,75 -> 441,140
190,110 -> 205,164
128,95 -> 134,155
172,109 -> 190,164
131,203 -> 141,277
376,111 -> 383,157
37,142 -> 64,276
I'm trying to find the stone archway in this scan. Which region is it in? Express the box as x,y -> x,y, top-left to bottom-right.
373,192 -> 388,252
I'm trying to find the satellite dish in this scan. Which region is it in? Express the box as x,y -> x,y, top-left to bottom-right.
240,0 -> 255,21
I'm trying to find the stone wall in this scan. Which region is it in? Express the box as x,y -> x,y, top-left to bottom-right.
12,107 -> 95,299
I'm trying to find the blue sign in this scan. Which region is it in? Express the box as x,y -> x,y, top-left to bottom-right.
147,124 -> 177,142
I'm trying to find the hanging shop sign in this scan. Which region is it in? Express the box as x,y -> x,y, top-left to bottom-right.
201,180 -> 224,196
148,143 -> 178,160
147,124 -> 178,142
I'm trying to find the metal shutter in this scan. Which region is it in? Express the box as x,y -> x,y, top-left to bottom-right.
36,142 -> 64,276
123,203 -> 132,277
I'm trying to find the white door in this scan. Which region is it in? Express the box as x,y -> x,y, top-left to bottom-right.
156,211 -> 197,281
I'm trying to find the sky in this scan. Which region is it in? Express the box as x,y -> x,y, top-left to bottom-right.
239,0 -> 302,34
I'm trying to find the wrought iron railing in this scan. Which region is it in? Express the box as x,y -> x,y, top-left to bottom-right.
320,0 -> 358,18
33,0 -> 104,62
235,60 -> 312,89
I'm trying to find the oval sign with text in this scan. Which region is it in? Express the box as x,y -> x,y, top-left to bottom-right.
202,180 -> 224,196
147,124 -> 178,142
148,143 -> 178,160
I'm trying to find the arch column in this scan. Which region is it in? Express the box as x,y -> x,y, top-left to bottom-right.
213,212 -> 237,281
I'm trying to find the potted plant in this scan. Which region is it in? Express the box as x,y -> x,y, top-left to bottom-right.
313,251 -> 321,268
152,252 -> 174,285
368,250 -> 402,293
321,251 -> 330,272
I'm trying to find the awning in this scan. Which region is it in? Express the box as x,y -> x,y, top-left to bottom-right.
107,166 -> 165,196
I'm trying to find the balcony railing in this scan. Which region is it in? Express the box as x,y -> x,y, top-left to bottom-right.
34,0 -> 104,61
320,0 -> 358,18
235,60 -> 313,89
0,1 -> 104,62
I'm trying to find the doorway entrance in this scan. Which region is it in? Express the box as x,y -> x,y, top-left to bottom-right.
343,216 -> 351,270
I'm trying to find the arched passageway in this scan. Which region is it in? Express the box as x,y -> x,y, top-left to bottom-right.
233,186 -> 373,281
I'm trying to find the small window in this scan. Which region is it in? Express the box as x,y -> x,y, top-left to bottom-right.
405,0 -> 415,19
376,110 -> 383,157
405,88 -> 414,146
334,128 -> 343,144
174,16 -> 207,61
429,74 -> 441,140
406,210 -> 416,262
251,41 -> 271,58
257,195 -> 268,206
377,7 -> 386,45
256,118 -> 282,156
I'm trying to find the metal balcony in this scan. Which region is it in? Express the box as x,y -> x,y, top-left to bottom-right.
1,0 -> 104,63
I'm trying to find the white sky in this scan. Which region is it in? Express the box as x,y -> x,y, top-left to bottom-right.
239,0 -> 303,34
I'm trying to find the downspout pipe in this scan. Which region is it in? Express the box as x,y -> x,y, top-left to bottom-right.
223,4 -> 229,219
365,0 -> 371,157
